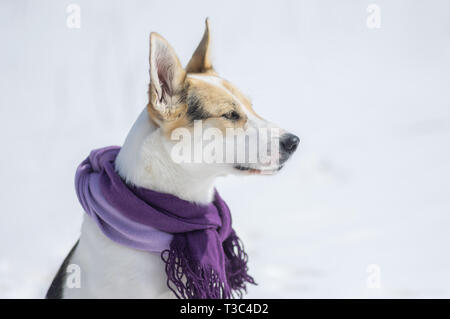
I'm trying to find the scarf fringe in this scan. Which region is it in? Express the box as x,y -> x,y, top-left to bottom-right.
223,231 -> 256,298
161,232 -> 256,299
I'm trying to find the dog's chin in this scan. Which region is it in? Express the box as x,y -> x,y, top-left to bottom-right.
233,164 -> 283,175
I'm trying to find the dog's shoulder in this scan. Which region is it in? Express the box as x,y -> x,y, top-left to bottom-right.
45,240 -> 79,299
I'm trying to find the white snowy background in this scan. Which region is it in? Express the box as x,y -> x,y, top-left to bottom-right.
1,0 -> 449,298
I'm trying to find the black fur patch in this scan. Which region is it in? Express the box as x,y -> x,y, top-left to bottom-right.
186,95 -> 210,121
45,240 -> 79,299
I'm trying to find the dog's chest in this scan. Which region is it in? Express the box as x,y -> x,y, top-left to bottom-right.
63,216 -> 174,298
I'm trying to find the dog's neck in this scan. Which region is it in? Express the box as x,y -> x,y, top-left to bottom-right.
115,109 -> 216,204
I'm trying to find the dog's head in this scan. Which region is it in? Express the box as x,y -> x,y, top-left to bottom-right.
147,19 -> 299,176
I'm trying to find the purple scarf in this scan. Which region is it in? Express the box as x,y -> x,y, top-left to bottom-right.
75,146 -> 255,299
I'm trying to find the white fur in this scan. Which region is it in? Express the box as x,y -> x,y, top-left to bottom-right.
116,109 -> 218,204
64,216 -> 172,298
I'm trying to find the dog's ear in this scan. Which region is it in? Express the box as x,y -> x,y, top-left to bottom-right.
148,32 -> 187,125
186,18 -> 213,74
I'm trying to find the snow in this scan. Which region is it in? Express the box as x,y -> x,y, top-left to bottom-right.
1,0 -> 449,298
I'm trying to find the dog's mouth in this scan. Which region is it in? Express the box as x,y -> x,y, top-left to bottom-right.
233,164 -> 283,175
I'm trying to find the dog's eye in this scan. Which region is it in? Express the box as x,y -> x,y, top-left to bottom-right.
222,111 -> 240,121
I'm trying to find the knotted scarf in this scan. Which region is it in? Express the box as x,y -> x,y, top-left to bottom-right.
75,146 -> 255,298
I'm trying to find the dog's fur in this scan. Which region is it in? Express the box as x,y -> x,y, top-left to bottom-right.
46,19 -> 298,299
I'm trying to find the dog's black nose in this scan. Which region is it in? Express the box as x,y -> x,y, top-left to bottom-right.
280,133 -> 300,155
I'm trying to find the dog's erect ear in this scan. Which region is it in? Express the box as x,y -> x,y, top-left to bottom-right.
186,18 -> 213,74
148,33 -> 186,124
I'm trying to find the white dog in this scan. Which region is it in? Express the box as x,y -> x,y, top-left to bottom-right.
46,19 -> 299,299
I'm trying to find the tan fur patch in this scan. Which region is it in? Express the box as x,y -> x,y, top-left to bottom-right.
220,79 -> 261,119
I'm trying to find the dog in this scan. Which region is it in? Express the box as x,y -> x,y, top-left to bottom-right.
46,19 -> 299,299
